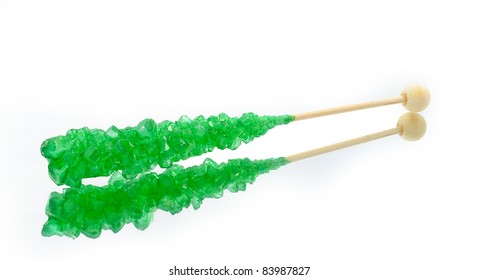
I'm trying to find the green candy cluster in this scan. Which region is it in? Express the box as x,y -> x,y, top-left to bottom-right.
41,113 -> 294,187
42,157 -> 289,239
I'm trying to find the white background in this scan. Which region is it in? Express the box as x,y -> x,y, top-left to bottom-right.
1,0 -> 478,279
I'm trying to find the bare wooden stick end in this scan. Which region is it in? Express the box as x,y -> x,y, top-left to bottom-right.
397,112 -> 427,141
401,85 -> 431,112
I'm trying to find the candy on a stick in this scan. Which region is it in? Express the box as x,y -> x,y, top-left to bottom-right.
40,85 -> 430,188
40,85 -> 430,239
42,112 -> 427,239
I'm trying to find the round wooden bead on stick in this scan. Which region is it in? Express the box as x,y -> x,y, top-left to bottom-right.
397,112 -> 427,141
293,84 -> 430,121
286,112 -> 427,162
401,84 -> 431,112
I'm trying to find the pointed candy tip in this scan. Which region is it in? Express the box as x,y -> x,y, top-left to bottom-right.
41,219 -> 60,237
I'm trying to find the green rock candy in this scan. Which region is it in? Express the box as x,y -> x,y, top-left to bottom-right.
40,113 -> 294,187
41,157 -> 289,239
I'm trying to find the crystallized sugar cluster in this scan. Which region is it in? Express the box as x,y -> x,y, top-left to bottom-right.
40,113 -> 294,238
41,113 -> 294,187
42,157 -> 289,238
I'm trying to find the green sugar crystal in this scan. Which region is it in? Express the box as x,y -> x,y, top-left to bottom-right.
41,113 -> 294,187
41,157 -> 289,239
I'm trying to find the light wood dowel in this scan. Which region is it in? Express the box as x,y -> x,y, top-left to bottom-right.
293,96 -> 405,121
286,127 -> 401,162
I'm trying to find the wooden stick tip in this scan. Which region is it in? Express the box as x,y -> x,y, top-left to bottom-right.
401,84 -> 431,112
397,112 -> 427,141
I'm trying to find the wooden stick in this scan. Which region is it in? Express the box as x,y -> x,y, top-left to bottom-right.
286,127 -> 401,162
286,112 -> 427,162
293,96 -> 405,121
292,85 -> 431,121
